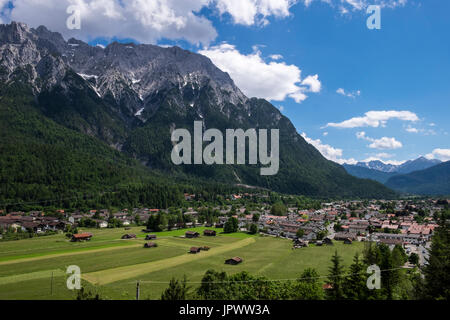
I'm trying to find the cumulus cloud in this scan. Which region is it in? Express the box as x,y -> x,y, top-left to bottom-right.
301,132 -> 356,164
269,54 -> 283,60
336,88 -> 360,98
304,0 -> 408,13
356,131 -> 403,150
3,0 -> 301,45
325,110 -> 419,129
215,0 -> 295,26
425,149 -> 450,162
405,126 -> 419,133
199,43 -> 321,103
6,0 -> 215,45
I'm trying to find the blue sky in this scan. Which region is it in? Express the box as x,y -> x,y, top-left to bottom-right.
1,0 -> 449,164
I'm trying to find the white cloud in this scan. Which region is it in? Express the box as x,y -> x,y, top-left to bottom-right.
8,0 -> 216,45
405,126 -> 419,133
215,0 -> 295,26
3,0 -> 300,45
425,149 -> 450,162
269,54 -> 283,60
3,1 -> 410,44
304,0 -> 408,12
199,43 -> 321,103
301,132 -> 356,164
375,152 -> 393,159
336,87 -> 360,98
356,131 -> 403,150
323,131 -> 328,136
325,110 -> 419,129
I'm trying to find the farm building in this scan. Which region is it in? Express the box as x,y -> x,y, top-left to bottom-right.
344,238 -> 353,244
145,234 -> 157,240
225,257 -> 243,265
293,239 -> 308,248
203,229 -> 216,236
190,247 -> 201,254
200,246 -> 210,251
144,242 -> 157,248
71,233 -> 93,242
185,231 -> 200,238
121,234 -> 137,239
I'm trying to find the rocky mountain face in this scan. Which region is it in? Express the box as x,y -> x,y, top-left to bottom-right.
0,21 -> 395,198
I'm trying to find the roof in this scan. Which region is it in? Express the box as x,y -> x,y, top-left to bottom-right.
227,256 -> 243,263
72,233 -> 93,239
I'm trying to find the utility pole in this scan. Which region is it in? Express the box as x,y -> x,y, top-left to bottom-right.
136,280 -> 140,300
50,271 -> 54,296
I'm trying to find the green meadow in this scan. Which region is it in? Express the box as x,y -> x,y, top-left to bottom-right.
0,226 -> 365,300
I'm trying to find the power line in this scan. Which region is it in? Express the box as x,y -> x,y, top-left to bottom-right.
127,266 -> 412,284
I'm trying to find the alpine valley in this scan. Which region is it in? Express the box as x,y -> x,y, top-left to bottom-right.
0,21 -> 396,210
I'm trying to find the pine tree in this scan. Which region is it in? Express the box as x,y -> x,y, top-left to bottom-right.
327,250 -> 345,300
422,215 -> 450,300
344,253 -> 368,300
161,276 -> 189,300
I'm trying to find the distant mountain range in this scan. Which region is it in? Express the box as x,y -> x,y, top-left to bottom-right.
385,161 -> 450,195
344,157 -> 449,195
0,21 -> 395,206
354,157 -> 442,174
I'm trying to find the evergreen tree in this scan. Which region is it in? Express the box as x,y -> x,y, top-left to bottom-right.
161,276 -> 189,300
327,250 -> 345,300
344,253 -> 368,300
422,216 -> 450,300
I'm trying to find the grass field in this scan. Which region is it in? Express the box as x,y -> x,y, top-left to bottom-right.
0,226 -> 365,300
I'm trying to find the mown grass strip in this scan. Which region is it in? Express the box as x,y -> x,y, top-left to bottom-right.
0,242 -> 143,265
83,237 -> 256,285
0,269 -> 65,286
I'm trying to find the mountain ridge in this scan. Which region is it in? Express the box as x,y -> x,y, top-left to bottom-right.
0,21 -> 396,200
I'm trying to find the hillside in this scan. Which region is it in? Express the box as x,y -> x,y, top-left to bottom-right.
385,161 -> 450,195
343,164 -> 397,184
0,22 -> 396,203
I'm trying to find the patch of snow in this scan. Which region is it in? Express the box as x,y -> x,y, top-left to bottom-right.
132,78 -> 141,84
68,43 -> 79,47
189,102 -> 194,107
135,108 -> 144,116
96,44 -> 105,49
78,73 -> 98,80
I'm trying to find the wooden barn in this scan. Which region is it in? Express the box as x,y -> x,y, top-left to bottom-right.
121,233 -> 137,239
225,257 -> 243,265
71,233 -> 93,242
144,242 -> 158,248
190,247 -> 201,254
203,229 -> 216,236
185,231 -> 200,238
